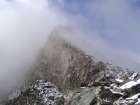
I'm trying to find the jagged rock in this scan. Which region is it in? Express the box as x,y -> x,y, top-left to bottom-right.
88,82 -> 94,87
121,79 -> 140,98
65,87 -> 97,105
114,97 -> 138,105
6,80 -> 65,105
43,26 -> 107,91
54,97 -> 65,105
111,88 -> 123,98
65,86 -> 116,105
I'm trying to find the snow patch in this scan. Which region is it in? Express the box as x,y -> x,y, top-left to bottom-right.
129,73 -> 138,80
120,79 -> 140,89
126,93 -> 140,100
116,79 -> 123,83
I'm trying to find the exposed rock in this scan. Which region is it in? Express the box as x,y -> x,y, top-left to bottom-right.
43,26 -> 107,91
42,26 -> 135,93
54,97 -> 65,105
66,87 -> 96,105
65,86 -> 116,105
6,80 -> 65,105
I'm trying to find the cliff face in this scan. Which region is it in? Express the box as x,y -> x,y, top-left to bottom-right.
43,26 -> 106,91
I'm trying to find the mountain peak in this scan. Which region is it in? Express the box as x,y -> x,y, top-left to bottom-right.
43,26 -> 135,90
47,25 -> 108,62
3,26 -> 140,105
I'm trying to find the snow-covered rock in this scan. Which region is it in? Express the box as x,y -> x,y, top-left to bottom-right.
129,73 -> 138,80
120,79 -> 140,89
6,80 -> 65,105
116,79 -> 123,83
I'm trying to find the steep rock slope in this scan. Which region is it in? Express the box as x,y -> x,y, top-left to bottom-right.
43,26 -> 107,91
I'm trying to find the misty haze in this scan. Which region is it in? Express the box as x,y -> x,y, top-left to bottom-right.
1,0 -> 140,105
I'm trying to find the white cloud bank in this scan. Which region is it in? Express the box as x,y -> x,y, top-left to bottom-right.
0,0 -> 67,93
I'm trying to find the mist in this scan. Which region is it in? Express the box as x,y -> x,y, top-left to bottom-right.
0,0 -> 66,93
59,0 -> 140,72
0,0 -> 140,95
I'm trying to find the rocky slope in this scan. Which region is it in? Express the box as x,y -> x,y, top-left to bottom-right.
3,26 -> 140,105
5,80 -> 65,105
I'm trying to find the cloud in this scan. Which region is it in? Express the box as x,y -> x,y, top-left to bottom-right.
86,0 -> 140,63
0,0 -> 67,93
58,0 -> 140,65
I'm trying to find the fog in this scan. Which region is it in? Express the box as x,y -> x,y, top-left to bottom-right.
60,0 -> 140,72
0,0 -> 66,93
0,0 -> 140,95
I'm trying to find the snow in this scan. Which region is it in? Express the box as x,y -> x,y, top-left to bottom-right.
126,93 -> 140,100
7,80 -> 65,105
104,86 -> 110,89
110,88 -> 124,96
33,80 -> 65,104
111,91 -> 124,95
112,77 -> 140,105
129,73 -> 138,80
135,98 -> 140,104
120,93 -> 140,105
103,99 -> 110,103
116,79 -> 123,83
110,83 -> 117,88
105,63 -> 134,80
120,81 -> 137,89
120,79 -> 140,89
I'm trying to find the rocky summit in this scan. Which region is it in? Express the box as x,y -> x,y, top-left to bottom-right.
2,26 -> 140,105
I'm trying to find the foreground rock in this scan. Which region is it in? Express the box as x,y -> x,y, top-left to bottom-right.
65,86 -> 116,105
6,80 -> 65,105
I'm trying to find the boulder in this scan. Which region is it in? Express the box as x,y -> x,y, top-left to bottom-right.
65,86 -> 116,105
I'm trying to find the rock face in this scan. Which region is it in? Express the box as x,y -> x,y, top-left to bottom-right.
3,26 -> 140,105
65,86 -> 117,105
43,26 -> 133,90
43,26 -> 105,91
